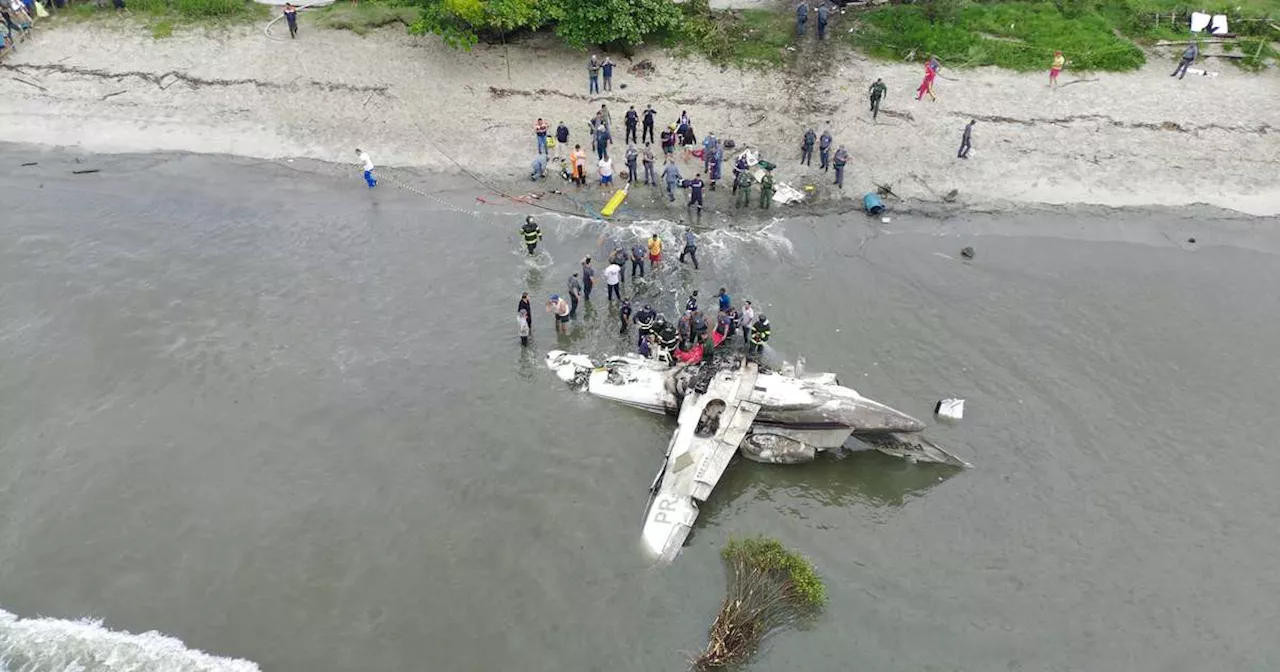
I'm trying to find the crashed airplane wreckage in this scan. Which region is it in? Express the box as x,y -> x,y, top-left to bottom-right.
546,350 -> 971,564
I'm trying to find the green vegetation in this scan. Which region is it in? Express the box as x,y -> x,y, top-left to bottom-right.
667,0 -> 796,68
693,537 -> 825,670
150,17 -> 173,36
404,0 -> 680,50
847,0 -> 1280,71
125,0 -> 263,18
57,0 -> 267,27
317,1 -> 422,35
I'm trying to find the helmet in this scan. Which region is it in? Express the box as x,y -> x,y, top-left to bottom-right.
643,304 -> 652,311
525,215 -> 534,224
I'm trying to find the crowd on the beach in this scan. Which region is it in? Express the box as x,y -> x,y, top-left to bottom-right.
336,2 -> 1221,363
530,94 -> 782,225
517,216 -> 772,364
1,0 -> 54,56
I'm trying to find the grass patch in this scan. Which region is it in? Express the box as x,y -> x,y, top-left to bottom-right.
149,17 -> 174,36
665,0 -> 795,69
316,1 -> 422,35
55,0 -> 268,26
846,0 -> 1280,72
693,537 -> 825,670
847,2 -> 1144,71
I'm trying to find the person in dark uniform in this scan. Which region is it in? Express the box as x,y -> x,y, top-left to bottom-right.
635,304 -> 656,346
679,229 -> 700,269
683,175 -> 706,225
518,292 -> 533,334
630,243 -> 647,279
521,216 -> 543,255
685,289 -> 699,312
654,315 -> 679,363
677,311 -> 693,351
690,309 -> 709,349
619,298 -> 633,334
610,247 -> 629,283
749,314 -> 772,356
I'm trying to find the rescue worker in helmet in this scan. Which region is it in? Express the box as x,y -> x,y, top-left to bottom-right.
685,289 -> 699,312
521,216 -> 543,255
654,314 -> 680,364
634,304 -> 657,348
749,314 -> 771,356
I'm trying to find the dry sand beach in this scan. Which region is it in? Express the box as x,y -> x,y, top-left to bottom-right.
2,18 -> 1278,215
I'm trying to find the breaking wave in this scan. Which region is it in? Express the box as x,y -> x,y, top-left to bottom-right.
0,607 -> 260,672
547,215 -> 795,260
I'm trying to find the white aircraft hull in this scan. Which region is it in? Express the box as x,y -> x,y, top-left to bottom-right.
546,350 -> 971,563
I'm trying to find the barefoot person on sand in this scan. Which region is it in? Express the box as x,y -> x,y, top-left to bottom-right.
1050,51 -> 1065,88
283,3 -> 298,38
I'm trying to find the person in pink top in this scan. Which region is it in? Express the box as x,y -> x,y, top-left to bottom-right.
916,54 -> 939,102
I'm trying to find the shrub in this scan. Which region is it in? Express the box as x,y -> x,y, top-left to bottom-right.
692,537 -> 825,670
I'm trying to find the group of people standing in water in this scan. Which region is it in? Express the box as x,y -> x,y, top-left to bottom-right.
516,216 -> 772,363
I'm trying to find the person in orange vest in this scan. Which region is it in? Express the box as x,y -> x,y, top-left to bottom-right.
569,145 -> 586,187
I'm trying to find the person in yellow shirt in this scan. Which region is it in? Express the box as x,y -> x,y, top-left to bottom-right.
646,233 -> 663,272
1050,51 -> 1065,88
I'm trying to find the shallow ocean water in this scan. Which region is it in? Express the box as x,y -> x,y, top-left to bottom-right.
2,147 -> 1279,671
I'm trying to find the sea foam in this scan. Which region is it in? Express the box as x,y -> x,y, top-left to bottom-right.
0,607 -> 260,672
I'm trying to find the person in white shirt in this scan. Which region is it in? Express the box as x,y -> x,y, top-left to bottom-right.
603,262 -> 623,302
740,300 -> 756,346
597,156 -> 613,188
355,148 -> 377,188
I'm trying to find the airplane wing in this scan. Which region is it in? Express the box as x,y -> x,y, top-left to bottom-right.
857,432 -> 973,469
641,361 -> 762,563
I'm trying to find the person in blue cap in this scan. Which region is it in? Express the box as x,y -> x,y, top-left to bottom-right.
547,294 -> 571,334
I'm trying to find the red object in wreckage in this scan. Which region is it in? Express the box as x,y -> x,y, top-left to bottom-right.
673,343 -> 705,364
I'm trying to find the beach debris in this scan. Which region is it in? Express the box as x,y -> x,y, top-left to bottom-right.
881,217 -> 891,223
71,169 -> 101,175
960,246 -> 975,259
628,60 -> 656,77
771,181 -> 806,204
101,90 -> 127,101
21,162 -> 38,167
943,188 -> 959,203
863,192 -> 885,215
875,182 -> 901,200
1187,237 -> 1196,244
935,398 -> 965,421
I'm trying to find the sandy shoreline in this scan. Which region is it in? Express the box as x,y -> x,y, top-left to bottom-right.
1,17 -> 1278,216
